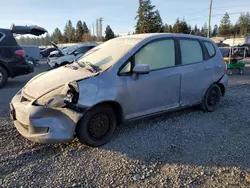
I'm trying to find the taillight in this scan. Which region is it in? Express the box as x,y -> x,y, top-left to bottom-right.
15,50 -> 25,57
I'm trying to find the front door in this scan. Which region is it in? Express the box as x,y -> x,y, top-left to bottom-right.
122,39 -> 181,120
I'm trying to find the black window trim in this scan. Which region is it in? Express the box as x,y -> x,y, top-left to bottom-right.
203,40 -> 216,59
0,32 -> 6,42
178,37 -> 206,66
118,37 -> 179,76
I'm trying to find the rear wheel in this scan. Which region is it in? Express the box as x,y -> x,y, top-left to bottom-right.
0,66 -> 8,88
76,105 -> 116,147
201,84 -> 222,112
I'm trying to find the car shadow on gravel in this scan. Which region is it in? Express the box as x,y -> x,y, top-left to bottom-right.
101,97 -> 250,169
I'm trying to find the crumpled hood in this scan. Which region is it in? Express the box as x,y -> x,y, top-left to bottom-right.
23,66 -> 98,99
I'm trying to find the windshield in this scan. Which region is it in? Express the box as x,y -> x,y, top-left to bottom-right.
62,45 -> 80,54
76,38 -> 142,70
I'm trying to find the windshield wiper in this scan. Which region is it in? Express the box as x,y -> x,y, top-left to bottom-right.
74,60 -> 84,68
83,61 -> 101,72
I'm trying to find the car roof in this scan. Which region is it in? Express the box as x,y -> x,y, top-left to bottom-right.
119,33 -> 213,42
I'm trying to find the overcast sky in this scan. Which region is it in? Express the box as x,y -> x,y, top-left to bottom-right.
1,0 -> 250,35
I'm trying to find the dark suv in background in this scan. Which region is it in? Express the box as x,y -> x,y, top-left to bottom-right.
0,25 -> 47,88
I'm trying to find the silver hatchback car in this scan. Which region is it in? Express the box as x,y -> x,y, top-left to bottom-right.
10,34 -> 228,146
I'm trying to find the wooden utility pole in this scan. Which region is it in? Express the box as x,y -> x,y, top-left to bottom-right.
207,0 -> 213,38
99,17 -> 103,41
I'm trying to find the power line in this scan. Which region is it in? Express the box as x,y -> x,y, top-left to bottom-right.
186,11 -> 249,22
185,4 -> 250,16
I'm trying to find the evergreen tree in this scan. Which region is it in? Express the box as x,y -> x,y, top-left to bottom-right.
44,34 -> 51,46
219,12 -> 231,37
164,24 -> 173,33
200,23 -> 208,37
82,22 -> 89,34
135,0 -> 163,33
51,27 -> 62,44
173,18 -> 189,34
212,24 -> 218,37
236,13 -> 250,36
64,20 -> 75,43
168,25 -> 173,33
75,21 -> 84,42
193,25 -> 199,35
105,25 -> 115,41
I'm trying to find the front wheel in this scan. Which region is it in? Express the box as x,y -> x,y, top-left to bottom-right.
200,84 -> 222,112
76,105 -> 116,147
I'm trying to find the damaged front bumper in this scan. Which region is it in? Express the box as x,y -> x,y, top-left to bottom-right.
10,91 -> 82,143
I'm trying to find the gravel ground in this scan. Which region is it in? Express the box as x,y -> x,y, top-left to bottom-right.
1,61 -> 250,187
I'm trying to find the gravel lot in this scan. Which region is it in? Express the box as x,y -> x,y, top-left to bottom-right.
1,61 -> 250,187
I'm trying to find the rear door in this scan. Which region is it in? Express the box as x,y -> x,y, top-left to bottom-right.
179,38 -> 215,106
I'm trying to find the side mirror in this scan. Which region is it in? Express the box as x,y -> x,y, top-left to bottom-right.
73,51 -> 79,56
132,64 -> 151,75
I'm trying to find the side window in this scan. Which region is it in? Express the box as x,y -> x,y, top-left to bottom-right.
76,47 -> 90,54
120,61 -> 132,74
180,39 -> 203,65
204,41 -> 216,57
135,39 -> 175,71
0,33 -> 4,43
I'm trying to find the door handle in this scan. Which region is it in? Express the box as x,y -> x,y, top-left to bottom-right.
204,66 -> 212,70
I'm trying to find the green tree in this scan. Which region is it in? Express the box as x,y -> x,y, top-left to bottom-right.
64,20 -> 75,43
236,13 -> 250,36
164,24 -> 173,33
135,0 -> 163,33
44,34 -> 51,46
219,12 -> 231,37
82,22 -> 89,34
212,24 -> 218,37
200,23 -> 208,37
105,25 -> 115,41
75,21 -> 84,42
172,18 -> 189,34
193,25 -> 199,35
51,27 -> 62,44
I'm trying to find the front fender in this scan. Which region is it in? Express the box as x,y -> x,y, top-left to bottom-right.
77,74 -> 117,109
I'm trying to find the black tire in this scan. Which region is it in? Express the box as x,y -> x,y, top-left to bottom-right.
76,105 -> 116,147
201,84 -> 222,112
0,66 -> 8,88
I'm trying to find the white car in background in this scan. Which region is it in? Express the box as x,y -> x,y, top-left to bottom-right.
47,42 -> 98,69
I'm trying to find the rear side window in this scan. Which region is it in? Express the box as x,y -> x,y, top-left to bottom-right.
135,39 -> 175,71
180,39 -> 203,65
204,41 -> 216,57
0,33 -> 4,43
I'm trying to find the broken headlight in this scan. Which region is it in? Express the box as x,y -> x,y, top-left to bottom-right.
35,82 -> 79,108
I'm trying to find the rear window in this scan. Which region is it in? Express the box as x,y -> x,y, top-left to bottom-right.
180,39 -> 203,65
204,41 -> 216,57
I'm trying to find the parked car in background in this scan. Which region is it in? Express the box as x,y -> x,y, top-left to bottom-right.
11,33 -> 228,147
0,24 -> 47,87
47,42 -> 98,68
40,47 -> 57,58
